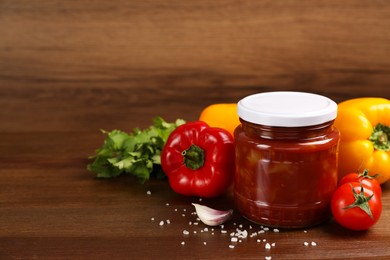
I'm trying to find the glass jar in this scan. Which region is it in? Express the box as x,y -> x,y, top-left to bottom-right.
234,92 -> 340,228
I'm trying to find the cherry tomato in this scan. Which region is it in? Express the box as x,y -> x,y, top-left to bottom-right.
331,182 -> 382,231
338,169 -> 382,197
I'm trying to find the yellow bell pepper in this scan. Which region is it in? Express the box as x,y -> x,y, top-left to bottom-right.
334,97 -> 390,184
199,103 -> 240,137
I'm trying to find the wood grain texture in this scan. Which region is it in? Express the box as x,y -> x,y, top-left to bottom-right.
1,1 -> 390,259
1,132 -> 390,259
1,0 -> 390,132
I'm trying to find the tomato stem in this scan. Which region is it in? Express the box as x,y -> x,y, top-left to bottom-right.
358,168 -> 380,180
343,184 -> 374,219
369,123 -> 390,151
182,145 -> 205,170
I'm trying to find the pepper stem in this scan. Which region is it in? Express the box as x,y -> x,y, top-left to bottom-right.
369,123 -> 390,151
182,145 -> 205,170
343,184 -> 374,219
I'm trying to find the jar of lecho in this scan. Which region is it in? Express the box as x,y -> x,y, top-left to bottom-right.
234,92 -> 340,228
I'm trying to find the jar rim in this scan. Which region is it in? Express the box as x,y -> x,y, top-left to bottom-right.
237,91 -> 338,127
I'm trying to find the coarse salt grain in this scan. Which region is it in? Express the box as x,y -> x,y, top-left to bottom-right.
304,242 -> 309,246
221,230 -> 227,234
311,241 -> 317,246
166,203 -> 169,206
159,221 -> 164,226
273,228 -> 279,232
265,257 -> 272,260
183,230 -> 190,235
146,190 -> 151,195
265,243 -> 271,250
181,241 -> 185,245
166,219 -> 171,224
229,245 -> 235,249
151,217 -> 154,221
231,237 -> 238,242
203,242 -> 207,245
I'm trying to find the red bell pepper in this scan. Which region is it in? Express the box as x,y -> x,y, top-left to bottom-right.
161,121 -> 235,198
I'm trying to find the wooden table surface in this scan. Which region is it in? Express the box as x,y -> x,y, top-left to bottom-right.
1,1 -> 390,259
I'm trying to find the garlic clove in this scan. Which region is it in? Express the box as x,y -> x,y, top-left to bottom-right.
192,203 -> 233,226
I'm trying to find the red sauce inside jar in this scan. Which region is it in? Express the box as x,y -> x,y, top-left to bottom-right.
234,92 -> 340,228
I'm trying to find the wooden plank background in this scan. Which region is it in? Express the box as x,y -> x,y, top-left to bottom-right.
1,0 -> 390,133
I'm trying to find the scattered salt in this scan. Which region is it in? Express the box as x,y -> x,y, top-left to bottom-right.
265,243 -> 271,250
231,237 -> 238,242
304,242 -> 309,246
311,241 -> 317,246
159,221 -> 164,226
229,245 -> 235,249
183,230 -> 189,235
273,228 -> 279,233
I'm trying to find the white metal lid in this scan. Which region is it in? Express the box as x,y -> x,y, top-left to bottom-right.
237,92 -> 338,127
